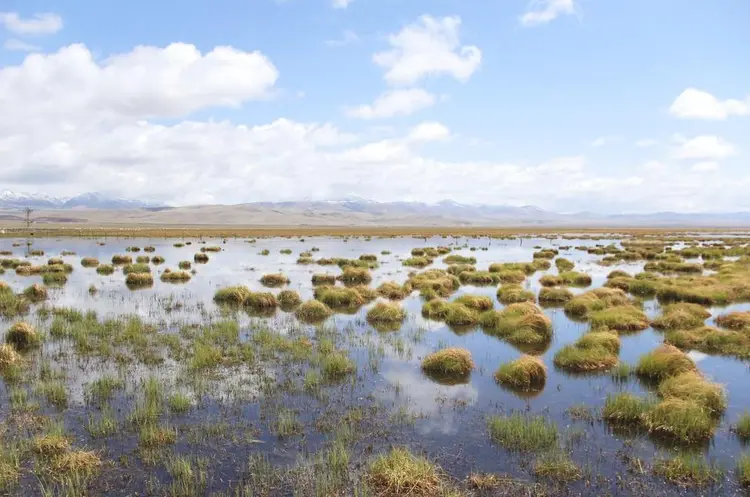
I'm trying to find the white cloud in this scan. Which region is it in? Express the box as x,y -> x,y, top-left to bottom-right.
373,15 -> 481,86
3,38 -> 40,52
692,161 -> 719,172
635,139 -> 658,148
0,43 -> 278,126
331,0 -> 352,8
670,88 -> 750,120
672,134 -> 737,161
325,30 -> 360,47
345,89 -> 436,119
590,135 -> 620,148
407,121 -> 450,142
520,0 -> 576,27
0,12 -> 63,36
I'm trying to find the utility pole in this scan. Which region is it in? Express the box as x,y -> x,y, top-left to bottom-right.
24,207 -> 33,230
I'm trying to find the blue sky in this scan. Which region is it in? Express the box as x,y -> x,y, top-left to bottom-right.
0,0 -> 748,212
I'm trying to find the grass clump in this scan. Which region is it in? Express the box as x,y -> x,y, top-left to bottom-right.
554,330 -> 620,373
23,283 -> 48,302
408,269 -> 461,298
494,355 -> 546,392
194,253 -> 209,263
260,273 -> 289,287
480,303 -> 552,347
136,255 -> 150,263
651,303 -> 711,330
111,254 -> 132,265
635,345 -> 696,381
602,393 -> 653,425
0,344 -> 22,370
497,284 -> 536,304
421,348 -> 474,381
589,305 -> 649,333
367,302 -> 406,326
446,263 -> 475,276
487,414 -> 558,452
555,258 -> 575,272
534,452 -> 582,481
658,371 -> 726,416
403,256 -> 433,268
245,292 -> 278,311
312,274 -> 336,286
560,271 -> 592,287
160,269 -> 191,282
453,294 -> 493,311
538,287 -> 573,305
96,264 -> 114,275
459,270 -> 500,286
125,273 -> 154,288
295,300 -> 332,323
42,272 -> 67,286
716,312 -> 750,331
367,447 -> 441,497
214,286 -> 252,305
178,260 -> 191,270
444,254 -> 476,264
151,255 -> 165,264
665,326 -> 750,359
123,263 -> 151,275
377,281 -> 412,300
652,453 -> 723,486
564,288 -> 631,318
5,322 -> 40,350
337,267 -> 372,285
81,257 -> 99,268
643,398 -> 716,442
539,275 -> 563,287
321,351 -> 356,380
315,286 -> 366,310
278,290 -> 302,310
495,269 -> 527,284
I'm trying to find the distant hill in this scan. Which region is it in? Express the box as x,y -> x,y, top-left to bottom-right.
1,192 -> 750,227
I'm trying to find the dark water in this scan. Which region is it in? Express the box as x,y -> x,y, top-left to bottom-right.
1,235 -> 749,495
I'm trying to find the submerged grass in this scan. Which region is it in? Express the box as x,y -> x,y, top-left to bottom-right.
487,414 -> 558,452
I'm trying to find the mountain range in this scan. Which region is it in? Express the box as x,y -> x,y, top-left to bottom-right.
2,191 -> 750,227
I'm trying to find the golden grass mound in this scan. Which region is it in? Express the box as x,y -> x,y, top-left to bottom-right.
33,434 -> 71,457
538,287 -> 573,305
81,257 -> 99,268
651,303 -> 711,330
642,398 -> 716,443
539,275 -> 563,287
368,447 -> 441,497
658,371 -> 726,416
635,344 -> 697,381
23,283 -> 48,302
125,273 -> 154,288
111,255 -> 132,265
494,355 -> 546,392
480,302 -> 553,346
160,269 -> 191,282
315,286 -> 366,310
589,305 -> 649,333
245,292 -> 278,310
278,290 -> 302,309
408,269 -> 461,298
716,312 -> 750,331
260,273 -> 290,287
421,347 -> 475,378
5,322 -> 40,350
194,253 -> 209,263
497,284 -> 536,304
454,294 -> 494,311
564,288 -> 631,318
312,274 -> 336,286
553,330 -> 620,373
52,450 -> 102,474
295,300 -> 332,322
214,285 -> 252,305
0,343 -> 22,369
337,267 -> 372,285
96,264 -> 114,275
377,281 -> 412,300
367,302 -> 406,324
665,325 -> 750,359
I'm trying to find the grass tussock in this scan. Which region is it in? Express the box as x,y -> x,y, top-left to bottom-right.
539,287 -> 574,305
245,292 -> 278,310
480,303 -> 552,347
367,447 -> 441,497
81,257 -> 99,268
495,269 -> 527,284
96,264 -> 114,275
408,269 -> 461,299
160,269 -> 192,282
453,294 -> 494,311
367,302 -> 406,325
377,281 -> 412,300
151,255 -> 165,264
214,286 -> 252,305
5,322 -> 40,350
554,330 -> 620,373
497,284 -> 536,304
178,260 -> 192,270
446,263 -> 475,276
260,273 -> 290,287
560,271 -> 592,287
111,254 -> 132,265
337,267 -> 372,285
194,253 -> 209,263
540,275 -> 563,287
716,312 -> 750,331
125,273 -> 154,288
42,272 -> 67,286
651,303 -> 711,330
0,343 -> 22,370
603,393 -> 654,426
564,287 -> 631,318
315,286 -> 366,310
278,290 -> 302,309
402,256 -> 433,268
421,348 -> 474,380
421,300 -> 480,326
494,355 -> 546,392
555,258 -> 575,272
642,398 -> 716,442
665,326 -> 750,359
652,453 -> 723,487
123,263 -> 151,275
443,254 -> 476,264
589,305 -> 649,333
23,283 -> 48,302
295,300 -> 332,323
312,274 -> 336,286
459,270 -> 500,286
635,344 -> 697,381
534,452 -> 582,481
658,371 -> 726,416
487,414 -> 558,452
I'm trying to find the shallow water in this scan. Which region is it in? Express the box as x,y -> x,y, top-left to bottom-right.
1,234 -> 750,495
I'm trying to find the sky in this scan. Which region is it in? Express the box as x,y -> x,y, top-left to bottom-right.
0,0 -> 748,213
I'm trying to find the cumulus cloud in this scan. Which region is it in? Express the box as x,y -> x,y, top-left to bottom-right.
0,12 -> 63,36
672,134 -> 737,161
345,89 -> 436,119
520,0 -> 577,27
670,88 -> 750,120
373,15 -> 481,86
